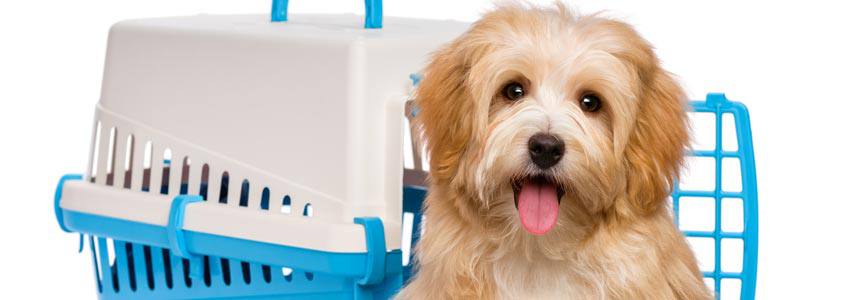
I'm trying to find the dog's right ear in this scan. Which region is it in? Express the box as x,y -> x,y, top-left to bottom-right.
415,39 -> 483,184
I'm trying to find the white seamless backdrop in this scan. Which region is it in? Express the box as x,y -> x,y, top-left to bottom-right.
1,0 -> 848,299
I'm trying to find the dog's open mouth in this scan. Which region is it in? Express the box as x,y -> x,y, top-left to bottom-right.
512,175 -> 564,235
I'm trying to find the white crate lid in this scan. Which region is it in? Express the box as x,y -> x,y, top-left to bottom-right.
96,13 -> 466,229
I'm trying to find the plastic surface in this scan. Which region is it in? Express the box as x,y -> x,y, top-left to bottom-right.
58,196 -> 402,299
55,173 -> 83,232
167,195 -> 204,277
60,178 -> 377,253
80,14 -> 468,254
272,0 -> 383,29
674,93 -> 759,299
55,13 -> 467,298
353,218 -> 387,286
352,217 -> 397,299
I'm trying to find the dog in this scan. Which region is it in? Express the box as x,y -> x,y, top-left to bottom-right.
397,3 -> 712,299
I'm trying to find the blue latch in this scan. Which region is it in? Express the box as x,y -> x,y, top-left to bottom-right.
353,217 -> 387,285
54,174 -> 83,233
167,195 -> 205,278
55,174 -> 86,253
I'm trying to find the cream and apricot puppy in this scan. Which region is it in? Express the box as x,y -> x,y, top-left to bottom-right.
398,3 -> 711,299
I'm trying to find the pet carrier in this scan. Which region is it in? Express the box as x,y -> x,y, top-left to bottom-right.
52,1 -> 758,298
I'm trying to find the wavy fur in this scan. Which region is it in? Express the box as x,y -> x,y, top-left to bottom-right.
397,3 -> 711,299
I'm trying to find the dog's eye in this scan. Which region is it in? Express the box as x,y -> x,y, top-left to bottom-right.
502,82 -> 525,101
580,93 -> 602,112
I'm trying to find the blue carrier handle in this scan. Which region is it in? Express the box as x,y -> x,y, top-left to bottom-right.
271,0 -> 383,29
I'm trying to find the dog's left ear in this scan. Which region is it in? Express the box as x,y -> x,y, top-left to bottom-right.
623,66 -> 689,215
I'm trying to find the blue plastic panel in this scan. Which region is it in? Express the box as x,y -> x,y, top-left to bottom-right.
61,210 -> 403,299
674,93 -> 759,299
55,175 -> 402,299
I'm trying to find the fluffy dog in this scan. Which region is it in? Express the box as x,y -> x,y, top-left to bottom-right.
398,3 -> 711,299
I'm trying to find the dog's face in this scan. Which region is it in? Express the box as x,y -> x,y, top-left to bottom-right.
417,4 -> 688,242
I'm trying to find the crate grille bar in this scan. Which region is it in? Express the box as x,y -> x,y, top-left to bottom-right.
673,94 -> 758,300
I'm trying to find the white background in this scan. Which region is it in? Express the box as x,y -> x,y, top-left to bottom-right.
1,0 -> 848,298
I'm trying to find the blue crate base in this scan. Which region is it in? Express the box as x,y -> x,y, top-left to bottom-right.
61,209 -> 402,300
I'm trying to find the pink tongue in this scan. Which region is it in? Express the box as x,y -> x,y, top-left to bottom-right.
517,181 -> 560,235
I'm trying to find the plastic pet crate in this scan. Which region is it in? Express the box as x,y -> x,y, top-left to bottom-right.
52,2 -> 758,299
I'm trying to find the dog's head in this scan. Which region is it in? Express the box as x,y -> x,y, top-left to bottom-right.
416,3 -> 688,239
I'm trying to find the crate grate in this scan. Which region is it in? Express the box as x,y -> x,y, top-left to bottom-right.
673,93 -> 759,300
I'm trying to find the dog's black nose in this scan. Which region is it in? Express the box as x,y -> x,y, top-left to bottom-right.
528,133 -> 565,169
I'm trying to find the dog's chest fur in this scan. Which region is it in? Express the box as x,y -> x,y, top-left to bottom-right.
490,255 -> 581,299
486,233 -> 649,299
